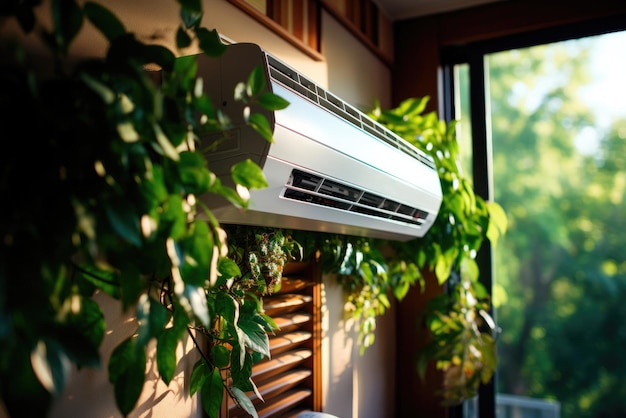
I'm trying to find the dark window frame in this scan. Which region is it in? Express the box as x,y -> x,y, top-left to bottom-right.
440,15 -> 626,418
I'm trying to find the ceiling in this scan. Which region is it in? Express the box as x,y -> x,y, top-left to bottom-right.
375,0 -> 501,21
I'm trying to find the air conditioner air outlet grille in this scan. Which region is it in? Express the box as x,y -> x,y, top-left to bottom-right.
266,55 -> 436,171
285,170 -> 427,227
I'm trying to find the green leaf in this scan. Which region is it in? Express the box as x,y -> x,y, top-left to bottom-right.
179,151 -> 211,193
80,73 -> 115,104
141,164 -> 168,204
179,0 -> 203,28
108,338 -> 146,416
157,328 -> 179,385
180,220 -> 214,286
435,255 -> 452,285
51,0 -> 83,54
211,345 -> 230,369
246,66 -> 266,97
181,283 -> 210,327
460,257 -> 479,282
260,313 -> 279,333
153,123 -> 180,161
190,359 -> 209,397
77,263 -> 120,298
231,159 -> 268,190
196,27 -> 227,57
230,387 -> 258,418
84,2 -> 126,41
215,292 -> 237,326
65,297 -> 106,353
161,194 -> 186,240
30,339 -> 69,395
120,267 -> 143,311
176,26 -> 192,48
105,201 -> 142,247
136,295 -> 169,348
256,92 -> 289,111
218,257 -> 241,280
486,201 -> 508,245
247,113 -> 274,142
171,54 -> 199,91
170,304 -> 191,339
238,318 -> 270,359
200,368 -> 223,418
230,345 -> 253,387
211,182 -> 248,209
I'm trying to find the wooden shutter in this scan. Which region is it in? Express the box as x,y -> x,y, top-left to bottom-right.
226,261 -> 322,418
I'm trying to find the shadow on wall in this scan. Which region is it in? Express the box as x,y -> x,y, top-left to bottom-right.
48,291 -> 201,418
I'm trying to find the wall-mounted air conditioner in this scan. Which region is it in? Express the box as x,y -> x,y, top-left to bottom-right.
197,43 -> 442,241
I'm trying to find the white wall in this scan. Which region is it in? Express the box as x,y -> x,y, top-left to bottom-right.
1,1 -> 395,417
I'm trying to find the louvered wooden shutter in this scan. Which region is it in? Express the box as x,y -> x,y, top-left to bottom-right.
226,262 -> 321,418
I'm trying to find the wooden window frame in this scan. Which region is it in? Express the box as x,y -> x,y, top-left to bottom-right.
228,0 -> 323,61
320,0 -> 391,66
228,0 -> 392,65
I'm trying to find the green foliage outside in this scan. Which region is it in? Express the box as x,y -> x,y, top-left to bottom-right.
481,36 -> 626,417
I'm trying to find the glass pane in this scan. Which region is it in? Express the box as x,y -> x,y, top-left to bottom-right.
455,63 -> 473,180
485,30 -> 626,418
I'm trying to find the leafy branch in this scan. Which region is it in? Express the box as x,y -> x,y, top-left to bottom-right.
294,97 -> 507,404
0,1 -> 290,417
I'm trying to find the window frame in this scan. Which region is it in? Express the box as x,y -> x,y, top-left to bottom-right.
440,15 -> 626,418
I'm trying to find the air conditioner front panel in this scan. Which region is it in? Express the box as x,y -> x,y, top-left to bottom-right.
197,43 -> 443,241
269,124 -> 441,214
211,157 -> 433,241
269,83 -> 442,205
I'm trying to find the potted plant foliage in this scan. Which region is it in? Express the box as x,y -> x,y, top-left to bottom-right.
0,1 -> 291,417
297,96 -> 507,403
0,0 -> 506,416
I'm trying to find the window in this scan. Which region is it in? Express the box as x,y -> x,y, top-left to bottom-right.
444,22 -> 626,418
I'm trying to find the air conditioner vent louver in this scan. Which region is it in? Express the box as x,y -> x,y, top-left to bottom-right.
266,56 -> 436,171
284,170 -> 427,227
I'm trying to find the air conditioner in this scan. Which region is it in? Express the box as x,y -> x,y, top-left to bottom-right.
197,43 -> 442,241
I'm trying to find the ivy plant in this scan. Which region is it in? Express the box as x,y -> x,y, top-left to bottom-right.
371,97 -> 506,403
0,0 -> 507,414
294,97 -> 507,403
0,1 -> 290,417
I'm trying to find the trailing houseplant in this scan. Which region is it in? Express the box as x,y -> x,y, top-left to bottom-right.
371,97 -> 506,404
0,0 -> 505,416
298,96 -> 507,403
0,1 -> 291,417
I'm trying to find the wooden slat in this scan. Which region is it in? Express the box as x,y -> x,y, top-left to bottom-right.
257,389 -> 313,418
269,331 -> 312,354
257,369 -> 312,401
253,348 -> 313,380
278,278 -> 312,293
229,370 -> 312,415
263,294 -> 312,316
272,312 -> 312,333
